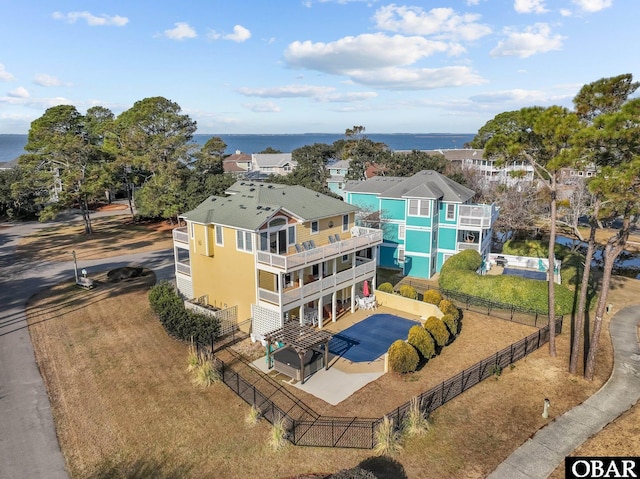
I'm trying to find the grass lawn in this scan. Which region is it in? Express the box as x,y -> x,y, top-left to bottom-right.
26,270 -> 635,479
16,215 -> 175,263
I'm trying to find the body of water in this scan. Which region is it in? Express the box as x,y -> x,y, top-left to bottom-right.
0,132 -> 475,164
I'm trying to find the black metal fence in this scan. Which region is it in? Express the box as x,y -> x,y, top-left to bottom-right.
440,288 -> 564,331
385,325 -> 551,431
200,318 -> 556,449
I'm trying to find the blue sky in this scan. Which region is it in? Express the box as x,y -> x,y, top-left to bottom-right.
0,0 -> 635,134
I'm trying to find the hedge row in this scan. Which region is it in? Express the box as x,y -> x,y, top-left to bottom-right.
388,300 -> 462,374
149,281 -> 220,344
438,249 -> 575,315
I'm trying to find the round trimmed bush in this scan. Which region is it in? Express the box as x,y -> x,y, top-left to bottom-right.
398,285 -> 418,300
424,316 -> 450,347
388,340 -> 419,373
441,313 -> 459,336
438,299 -> 460,320
407,325 -> 435,360
422,289 -> 442,305
378,282 -> 395,294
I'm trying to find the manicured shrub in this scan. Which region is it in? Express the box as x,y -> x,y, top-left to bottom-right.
387,340 -> 419,373
438,299 -> 460,320
378,282 -> 395,294
424,316 -> 449,347
422,289 -> 442,305
397,284 -> 418,300
441,313 -> 459,336
407,325 -> 435,360
149,281 -> 221,343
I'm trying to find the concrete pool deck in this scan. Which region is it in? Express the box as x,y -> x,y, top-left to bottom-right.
250,305 -> 422,404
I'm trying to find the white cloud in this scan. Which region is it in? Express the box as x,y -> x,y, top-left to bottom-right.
572,0 -> 613,12
467,0 -> 481,5
237,85 -> 334,98
285,33 -> 451,74
0,64 -> 15,81
8,87 -> 29,98
284,33 -> 485,90
373,5 -> 492,42
318,91 -> 378,102
514,0 -> 548,14
243,102 -> 281,113
164,22 -> 197,40
348,65 -> 486,90
490,23 -> 565,58
560,8 -> 573,16
52,11 -> 128,27
224,25 -> 251,42
34,74 -> 62,87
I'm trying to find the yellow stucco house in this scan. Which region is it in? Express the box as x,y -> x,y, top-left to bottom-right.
172,181 -> 383,338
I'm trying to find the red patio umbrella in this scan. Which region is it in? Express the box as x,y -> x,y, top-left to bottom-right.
363,279 -> 370,297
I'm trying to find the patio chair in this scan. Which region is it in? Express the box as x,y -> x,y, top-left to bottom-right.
302,241 -> 311,250
309,239 -> 317,249
333,234 -> 341,242
365,295 -> 377,310
355,296 -> 367,310
294,243 -> 304,253
328,235 -> 336,244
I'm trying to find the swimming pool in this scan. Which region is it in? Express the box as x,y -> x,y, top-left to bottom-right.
503,267 -> 547,281
328,314 -> 417,362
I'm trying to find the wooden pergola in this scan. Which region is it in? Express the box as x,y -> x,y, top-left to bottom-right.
264,321 -> 333,384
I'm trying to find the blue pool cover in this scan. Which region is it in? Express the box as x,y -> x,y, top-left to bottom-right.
328,314 -> 417,363
503,267 -> 547,280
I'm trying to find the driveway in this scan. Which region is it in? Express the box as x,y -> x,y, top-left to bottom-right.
0,212 -> 174,479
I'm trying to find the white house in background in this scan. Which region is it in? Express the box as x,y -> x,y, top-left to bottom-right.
251,153 -> 297,176
399,149 -> 535,186
326,159 -> 350,198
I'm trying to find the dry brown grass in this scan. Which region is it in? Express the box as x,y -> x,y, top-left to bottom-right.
26,268 -> 633,479
17,216 -> 175,262
21,215 -> 639,478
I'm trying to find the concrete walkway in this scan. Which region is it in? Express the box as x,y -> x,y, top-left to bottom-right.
0,210 -> 173,479
488,305 -> 640,479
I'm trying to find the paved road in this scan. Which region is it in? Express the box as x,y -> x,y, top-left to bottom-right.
488,305 -> 640,479
0,213 -> 174,479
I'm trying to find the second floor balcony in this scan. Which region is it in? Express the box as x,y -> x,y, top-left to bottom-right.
458,204 -> 499,228
256,226 -> 383,272
173,227 -> 189,244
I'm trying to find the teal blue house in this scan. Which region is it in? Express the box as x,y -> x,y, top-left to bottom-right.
326,160 -> 350,198
344,170 -> 499,279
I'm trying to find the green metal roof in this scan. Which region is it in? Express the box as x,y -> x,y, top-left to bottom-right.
181,181 -> 357,230
343,170 -> 475,203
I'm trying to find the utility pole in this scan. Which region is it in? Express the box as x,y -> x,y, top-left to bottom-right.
72,250 -> 79,283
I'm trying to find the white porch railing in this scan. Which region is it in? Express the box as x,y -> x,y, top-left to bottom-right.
258,259 -> 376,308
173,227 -> 189,243
457,242 -> 480,251
255,227 -> 382,271
176,261 -> 191,275
458,204 -> 498,228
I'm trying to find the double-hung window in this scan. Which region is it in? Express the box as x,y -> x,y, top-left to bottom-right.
236,230 -> 253,252
408,199 -> 430,217
398,224 -> 405,240
446,204 -> 455,220
215,225 -> 223,245
311,220 -> 319,234
342,214 -> 349,232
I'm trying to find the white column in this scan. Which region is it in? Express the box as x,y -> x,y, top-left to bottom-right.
331,291 -> 337,323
